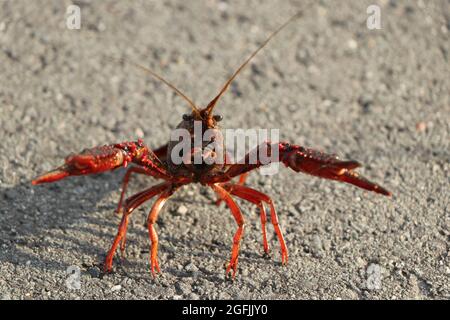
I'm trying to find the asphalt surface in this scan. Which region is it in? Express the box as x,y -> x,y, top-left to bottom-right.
0,0 -> 449,299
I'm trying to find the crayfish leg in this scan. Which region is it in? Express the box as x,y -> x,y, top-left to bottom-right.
212,184 -> 245,279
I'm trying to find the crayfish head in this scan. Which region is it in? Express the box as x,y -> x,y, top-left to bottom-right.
167,111 -> 226,177
182,108 -> 223,129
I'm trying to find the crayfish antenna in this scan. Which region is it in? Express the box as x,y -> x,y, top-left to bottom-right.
32,166 -> 70,185
204,11 -> 304,117
107,56 -> 201,117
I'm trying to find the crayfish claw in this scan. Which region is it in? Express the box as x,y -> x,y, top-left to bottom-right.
282,146 -> 391,196
332,160 -> 361,173
31,145 -> 131,186
340,170 -> 392,197
31,166 -> 71,185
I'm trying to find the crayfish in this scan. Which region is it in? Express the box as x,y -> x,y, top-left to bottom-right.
32,12 -> 391,278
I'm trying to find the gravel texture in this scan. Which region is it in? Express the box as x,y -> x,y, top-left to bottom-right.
0,0 -> 449,299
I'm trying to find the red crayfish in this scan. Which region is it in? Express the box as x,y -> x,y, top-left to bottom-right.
32,12 -> 391,278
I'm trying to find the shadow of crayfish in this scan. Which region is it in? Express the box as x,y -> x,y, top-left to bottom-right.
0,169 -> 276,285
0,172 -> 125,273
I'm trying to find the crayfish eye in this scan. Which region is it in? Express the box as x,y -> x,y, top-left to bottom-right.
213,115 -> 223,122
183,114 -> 193,121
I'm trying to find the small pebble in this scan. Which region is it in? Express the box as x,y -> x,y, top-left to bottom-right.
110,285 -> 122,292
218,1 -> 228,12
347,39 -> 358,50
135,127 -> 145,138
188,293 -> 199,299
177,205 -> 188,215
416,122 -> 426,132
97,22 -> 106,32
185,262 -> 198,272
1,293 -> 11,300
88,267 -> 100,278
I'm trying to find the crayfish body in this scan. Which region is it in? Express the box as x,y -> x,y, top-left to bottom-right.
33,12 -> 391,279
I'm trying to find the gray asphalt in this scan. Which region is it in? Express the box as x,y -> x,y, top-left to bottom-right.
0,0 -> 448,299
